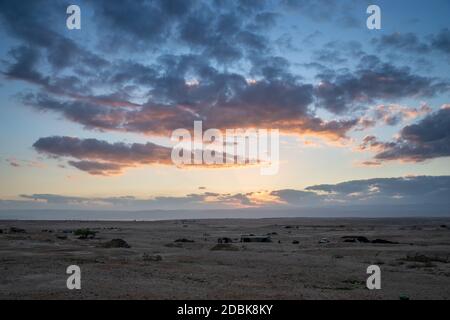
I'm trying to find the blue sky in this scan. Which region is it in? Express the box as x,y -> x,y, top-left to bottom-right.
0,0 -> 449,213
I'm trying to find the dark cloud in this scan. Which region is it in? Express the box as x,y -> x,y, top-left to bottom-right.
270,189 -> 320,206
1,0 -> 448,152
31,135 -> 254,175
22,67 -> 358,139
315,56 -> 449,114
306,176 -> 450,205
430,28 -> 450,55
89,0 -> 273,62
372,29 -> 450,57
370,107 -> 450,162
373,33 -> 430,54
15,191 -> 258,210
67,161 -> 124,176
0,1 -> 108,71
8,175 -> 450,210
282,0 -> 367,28
33,136 -> 173,175
3,46 -> 49,86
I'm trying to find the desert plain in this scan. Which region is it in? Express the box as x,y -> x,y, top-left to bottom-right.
0,217 -> 449,300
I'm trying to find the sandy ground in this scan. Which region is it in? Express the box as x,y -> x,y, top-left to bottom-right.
0,218 -> 449,300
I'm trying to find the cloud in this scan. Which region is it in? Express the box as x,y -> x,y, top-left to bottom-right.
67,161 -> 124,176
430,28 -> 450,55
1,0 -> 449,173
2,1 -> 448,145
89,0 -> 273,61
373,29 -> 450,57
5,175 -> 449,211
269,189 -> 321,206
31,135 -> 260,175
373,32 -> 430,54
33,136 -> 173,175
357,104 -> 432,129
306,176 -> 450,205
15,191 -> 262,210
281,0 -> 366,28
22,75 -> 358,140
1,0 -> 365,142
4,157 -> 45,169
361,107 -> 450,162
315,56 -> 449,114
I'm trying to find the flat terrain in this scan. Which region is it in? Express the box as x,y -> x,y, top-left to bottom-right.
0,218 -> 449,300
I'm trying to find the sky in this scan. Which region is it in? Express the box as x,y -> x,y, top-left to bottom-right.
0,0 -> 449,214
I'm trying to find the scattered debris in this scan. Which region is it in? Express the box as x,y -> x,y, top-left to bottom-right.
101,239 -> 131,248
211,244 -> 240,251
8,227 -> 26,234
292,240 -> 300,244
404,253 -> 448,264
319,238 -> 330,244
174,238 -> 195,243
143,253 -> 162,262
399,294 -> 410,301
41,229 -> 53,233
240,235 -> 272,243
217,237 -> 233,244
56,235 -> 68,240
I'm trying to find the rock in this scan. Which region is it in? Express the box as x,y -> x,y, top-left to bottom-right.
371,239 -> 398,244
143,254 -> 162,262
292,240 -> 300,244
240,235 -> 272,243
9,227 -> 26,234
342,236 -> 370,243
0,229 -> 3,234
101,239 -> 131,248
56,235 -> 68,240
210,244 -> 239,251
174,238 -> 195,243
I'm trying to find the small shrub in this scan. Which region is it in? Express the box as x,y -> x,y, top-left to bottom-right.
74,228 -> 97,239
